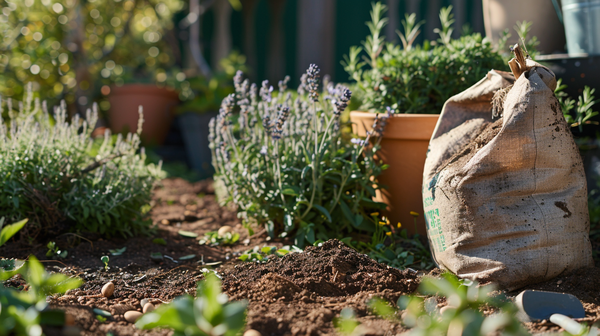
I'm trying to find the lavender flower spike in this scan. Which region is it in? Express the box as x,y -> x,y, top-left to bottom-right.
306,64 -> 320,102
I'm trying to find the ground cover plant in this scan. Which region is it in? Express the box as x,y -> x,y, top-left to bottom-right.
0,86 -> 165,240
0,256 -> 83,335
209,65 -> 388,247
343,2 -> 507,114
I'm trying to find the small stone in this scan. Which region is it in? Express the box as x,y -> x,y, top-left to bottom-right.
143,302 -> 155,313
101,282 -> 114,298
124,311 -> 143,323
557,280 -> 563,285
161,219 -> 170,225
140,298 -> 150,308
218,226 -> 233,237
243,330 -> 262,336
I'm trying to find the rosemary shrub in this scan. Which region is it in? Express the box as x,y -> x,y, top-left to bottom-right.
210,65 -> 388,246
0,86 -> 164,239
344,3 -> 506,114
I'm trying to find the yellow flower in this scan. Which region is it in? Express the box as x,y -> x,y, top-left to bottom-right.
410,211 -> 420,217
379,221 -> 386,226
397,222 -> 402,228
371,212 -> 379,217
385,231 -> 392,236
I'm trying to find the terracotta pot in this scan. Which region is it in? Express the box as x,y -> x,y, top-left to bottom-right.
108,84 -> 179,145
350,111 -> 439,235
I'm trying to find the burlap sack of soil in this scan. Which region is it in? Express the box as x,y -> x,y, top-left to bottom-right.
422,59 -> 593,290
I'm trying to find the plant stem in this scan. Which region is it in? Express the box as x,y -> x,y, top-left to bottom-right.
300,100 -> 319,220
274,140 -> 286,204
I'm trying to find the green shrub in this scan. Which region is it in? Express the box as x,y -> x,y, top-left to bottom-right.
343,3 -> 507,114
209,65 -> 388,247
136,271 -> 247,336
0,87 -> 164,239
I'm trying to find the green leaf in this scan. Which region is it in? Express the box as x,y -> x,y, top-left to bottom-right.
109,247 -> 127,256
0,218 -> 27,247
339,201 -> 356,227
276,249 -> 290,255
178,230 -> 199,238
261,246 -> 276,254
179,254 -> 196,260
238,254 -> 250,261
312,204 -> 332,222
150,252 -> 163,261
136,295 -> 197,331
282,186 -> 300,196
40,309 -> 66,326
152,238 -> 167,246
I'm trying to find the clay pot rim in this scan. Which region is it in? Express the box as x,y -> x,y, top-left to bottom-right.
350,111 -> 440,118
350,110 -> 439,140
109,84 -> 179,100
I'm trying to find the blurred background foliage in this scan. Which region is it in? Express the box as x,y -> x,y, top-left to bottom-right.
0,0 -> 184,115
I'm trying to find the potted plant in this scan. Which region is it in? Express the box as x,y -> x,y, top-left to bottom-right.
177,51 -> 247,178
344,3 -> 506,235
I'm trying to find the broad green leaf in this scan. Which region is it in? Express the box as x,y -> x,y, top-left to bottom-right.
0,218 -> 27,247
281,186 -> 300,196
339,201 -> 356,227
312,204 -> 332,222
276,249 -> 289,255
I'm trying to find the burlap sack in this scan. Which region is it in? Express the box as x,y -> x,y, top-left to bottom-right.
422,59 -> 593,290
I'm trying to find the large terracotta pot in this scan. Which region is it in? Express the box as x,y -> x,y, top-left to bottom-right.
108,84 -> 179,145
350,111 -> 439,236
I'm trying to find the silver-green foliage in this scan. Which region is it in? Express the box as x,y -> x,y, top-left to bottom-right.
0,87 -> 165,238
209,66 -> 387,247
136,271 -> 247,336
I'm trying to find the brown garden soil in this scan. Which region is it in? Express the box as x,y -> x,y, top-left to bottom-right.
1,178 -> 600,335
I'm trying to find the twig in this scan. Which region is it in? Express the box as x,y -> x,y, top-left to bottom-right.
58,233 -> 94,250
80,153 -> 124,175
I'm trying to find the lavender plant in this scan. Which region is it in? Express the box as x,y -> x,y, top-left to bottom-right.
0,85 -> 164,240
210,65 -> 388,246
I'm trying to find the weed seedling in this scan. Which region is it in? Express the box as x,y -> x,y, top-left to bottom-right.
101,256 -> 110,271
46,241 -> 68,259
333,307 -> 361,335
199,231 -> 240,246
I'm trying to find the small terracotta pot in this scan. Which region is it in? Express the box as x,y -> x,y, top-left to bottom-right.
350,111 -> 439,235
108,84 -> 179,145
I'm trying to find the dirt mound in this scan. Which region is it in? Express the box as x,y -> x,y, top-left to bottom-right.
222,239 -> 419,335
